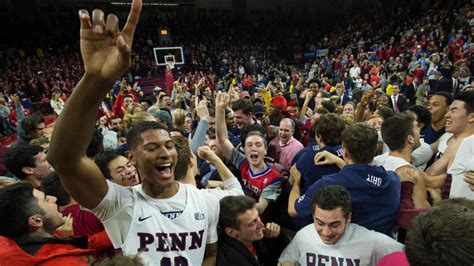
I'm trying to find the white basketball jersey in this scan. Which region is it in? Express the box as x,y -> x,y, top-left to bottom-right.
121,184 -> 213,266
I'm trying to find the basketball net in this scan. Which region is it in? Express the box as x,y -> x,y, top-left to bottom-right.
166,61 -> 175,70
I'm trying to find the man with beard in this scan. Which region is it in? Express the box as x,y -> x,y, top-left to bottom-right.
41,172 -> 109,240
0,183 -> 108,264
4,144 -> 53,189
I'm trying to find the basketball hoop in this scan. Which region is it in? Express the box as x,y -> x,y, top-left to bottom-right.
153,47 -> 184,67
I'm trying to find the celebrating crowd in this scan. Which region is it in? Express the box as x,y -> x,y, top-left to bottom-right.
0,0 -> 473,265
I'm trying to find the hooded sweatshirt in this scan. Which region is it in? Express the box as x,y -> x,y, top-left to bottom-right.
295,164 -> 400,236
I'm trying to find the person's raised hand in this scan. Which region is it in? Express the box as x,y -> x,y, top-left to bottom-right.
11,94 -> 21,103
197,146 -> 218,163
215,91 -> 229,110
315,150 -> 339,165
358,89 -> 370,107
197,77 -> 205,87
195,97 -> 210,121
78,0 -> 142,83
56,213 -> 74,237
262,222 -> 281,238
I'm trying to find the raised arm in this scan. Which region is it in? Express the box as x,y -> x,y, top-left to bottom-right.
298,90 -> 313,120
190,97 -> 209,154
354,87 -> 375,122
215,92 -> 234,159
47,0 -> 142,209
12,95 -> 24,135
197,146 -> 234,182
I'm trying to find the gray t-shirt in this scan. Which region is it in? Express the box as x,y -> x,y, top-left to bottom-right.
279,223 -> 404,266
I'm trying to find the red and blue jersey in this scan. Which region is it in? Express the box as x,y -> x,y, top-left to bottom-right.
239,159 -> 281,200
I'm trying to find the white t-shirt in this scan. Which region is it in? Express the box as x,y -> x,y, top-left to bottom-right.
411,140 -> 433,171
448,135 -> 474,199
91,181 -> 219,266
372,153 -> 411,172
279,223 -> 404,266
203,177 -> 245,199
349,66 -> 361,79
379,136 -> 433,171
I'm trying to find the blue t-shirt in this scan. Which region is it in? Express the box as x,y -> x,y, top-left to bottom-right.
421,124 -> 445,144
296,145 -> 343,194
295,164 -> 401,236
291,143 -> 320,166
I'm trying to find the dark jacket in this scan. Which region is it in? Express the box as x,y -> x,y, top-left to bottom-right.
402,83 -> 416,105
217,236 -> 260,266
217,234 -> 287,266
435,76 -> 454,94
388,94 -> 408,113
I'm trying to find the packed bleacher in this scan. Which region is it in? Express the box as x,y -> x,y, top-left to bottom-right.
0,0 -> 473,265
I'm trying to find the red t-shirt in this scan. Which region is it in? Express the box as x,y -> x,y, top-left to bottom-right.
61,204 -> 104,237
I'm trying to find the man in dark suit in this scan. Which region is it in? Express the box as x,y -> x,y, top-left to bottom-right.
436,75 -> 453,94
389,82 -> 408,113
402,75 -> 417,106
335,83 -> 350,105
450,71 -> 461,95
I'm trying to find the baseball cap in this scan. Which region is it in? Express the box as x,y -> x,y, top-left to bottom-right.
253,103 -> 266,117
239,91 -> 251,99
153,86 -> 163,93
271,96 -> 287,110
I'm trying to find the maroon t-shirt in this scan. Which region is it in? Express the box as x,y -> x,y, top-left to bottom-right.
61,204 -> 104,237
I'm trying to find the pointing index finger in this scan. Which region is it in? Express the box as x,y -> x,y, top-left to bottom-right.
122,0 -> 142,39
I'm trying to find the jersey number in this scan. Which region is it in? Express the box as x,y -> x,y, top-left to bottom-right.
160,256 -> 188,266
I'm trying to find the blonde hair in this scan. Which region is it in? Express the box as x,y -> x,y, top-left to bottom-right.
124,112 -> 156,130
30,136 -> 50,146
173,109 -> 188,131
365,113 -> 384,121
126,103 -> 145,116
339,114 -> 354,127
51,92 -> 60,101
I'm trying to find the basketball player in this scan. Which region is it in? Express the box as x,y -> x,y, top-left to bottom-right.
47,1 -> 219,265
